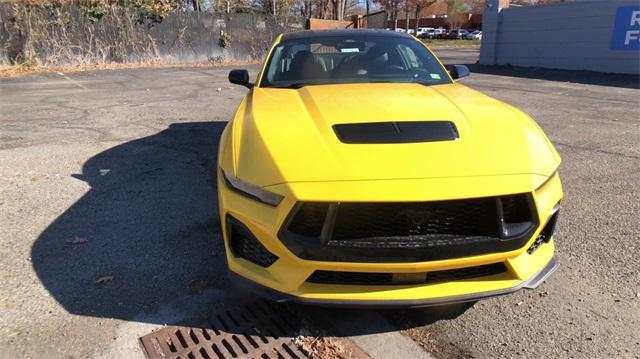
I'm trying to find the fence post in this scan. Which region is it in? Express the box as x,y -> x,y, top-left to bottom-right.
479,0 -> 500,65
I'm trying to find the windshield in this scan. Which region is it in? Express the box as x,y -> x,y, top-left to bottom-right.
260,35 -> 452,88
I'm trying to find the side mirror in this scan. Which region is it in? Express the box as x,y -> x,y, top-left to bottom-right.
448,65 -> 470,80
228,69 -> 253,88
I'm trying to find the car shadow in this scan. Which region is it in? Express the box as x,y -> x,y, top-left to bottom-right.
287,302 -> 474,336
31,120 -> 472,337
465,63 -> 640,89
31,121 -> 230,327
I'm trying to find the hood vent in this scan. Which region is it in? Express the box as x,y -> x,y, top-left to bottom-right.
333,121 -> 458,144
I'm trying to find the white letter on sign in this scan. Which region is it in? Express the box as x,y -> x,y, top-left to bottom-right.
631,10 -> 640,26
625,30 -> 640,45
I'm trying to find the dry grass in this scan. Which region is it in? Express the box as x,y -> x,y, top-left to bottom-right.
1,4 -> 299,76
423,39 -> 481,47
0,59 -> 260,77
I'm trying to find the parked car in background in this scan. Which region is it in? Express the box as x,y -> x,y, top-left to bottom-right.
419,28 -> 445,39
465,30 -> 482,40
446,29 -> 470,39
437,29 -> 453,39
417,27 -> 434,37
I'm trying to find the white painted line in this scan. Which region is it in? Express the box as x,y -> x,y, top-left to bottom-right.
56,71 -> 88,90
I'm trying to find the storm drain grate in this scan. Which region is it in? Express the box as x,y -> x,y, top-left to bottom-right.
140,301 -> 310,359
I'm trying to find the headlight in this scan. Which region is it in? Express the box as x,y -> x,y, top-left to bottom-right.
222,169 -> 284,207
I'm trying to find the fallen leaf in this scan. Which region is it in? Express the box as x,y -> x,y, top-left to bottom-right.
1,297 -> 13,312
66,236 -> 88,245
31,175 -> 45,182
95,275 -> 114,284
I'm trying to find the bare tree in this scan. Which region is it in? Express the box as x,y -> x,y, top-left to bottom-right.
408,0 -> 436,34
331,0 -> 348,19
374,0 -> 403,29
404,1 -> 410,32
299,0 -> 314,18
445,0 -> 470,29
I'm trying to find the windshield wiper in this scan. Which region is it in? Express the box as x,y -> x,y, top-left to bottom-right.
273,83 -> 308,89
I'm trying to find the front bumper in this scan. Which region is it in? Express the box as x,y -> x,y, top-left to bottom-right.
229,256 -> 558,308
217,171 -> 563,306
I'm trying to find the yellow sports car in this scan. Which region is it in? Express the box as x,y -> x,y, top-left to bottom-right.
219,29 -> 562,307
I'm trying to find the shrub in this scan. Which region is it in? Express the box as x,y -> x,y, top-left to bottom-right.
218,33 -> 231,48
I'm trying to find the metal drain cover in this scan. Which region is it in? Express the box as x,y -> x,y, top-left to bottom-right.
140,301 -> 309,359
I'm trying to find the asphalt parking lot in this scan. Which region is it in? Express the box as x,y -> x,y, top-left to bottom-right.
1,47 -> 639,358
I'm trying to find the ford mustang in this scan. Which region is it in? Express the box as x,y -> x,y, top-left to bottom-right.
218,29 -> 562,307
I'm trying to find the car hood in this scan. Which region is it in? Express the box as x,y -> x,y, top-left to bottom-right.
232,83 -> 559,187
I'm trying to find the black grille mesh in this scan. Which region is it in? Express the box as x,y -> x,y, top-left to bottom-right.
306,262 -> 508,286
331,199 -> 497,241
229,217 -> 278,267
280,194 -> 537,262
501,194 -> 531,224
424,262 -> 507,284
333,121 -> 459,144
307,271 -> 393,285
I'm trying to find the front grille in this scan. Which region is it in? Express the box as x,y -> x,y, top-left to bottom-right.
501,194 -> 531,224
331,200 -> 496,241
306,262 -> 508,286
280,194 -> 538,262
228,216 -> 278,267
286,203 -> 328,237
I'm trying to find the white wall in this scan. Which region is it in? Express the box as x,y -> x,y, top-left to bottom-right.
480,0 -> 640,74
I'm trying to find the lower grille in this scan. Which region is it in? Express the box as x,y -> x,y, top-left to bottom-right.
528,208 -> 559,254
228,216 -> 278,267
424,262 -> 507,284
306,262 -> 508,286
307,271 -> 393,285
280,194 -> 538,262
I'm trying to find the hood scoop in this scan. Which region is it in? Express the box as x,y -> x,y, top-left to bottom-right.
333,121 -> 459,144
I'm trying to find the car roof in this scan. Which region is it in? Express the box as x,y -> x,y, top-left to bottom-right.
281,29 -> 412,41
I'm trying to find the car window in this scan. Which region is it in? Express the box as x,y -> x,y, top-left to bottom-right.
261,35 -> 451,88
